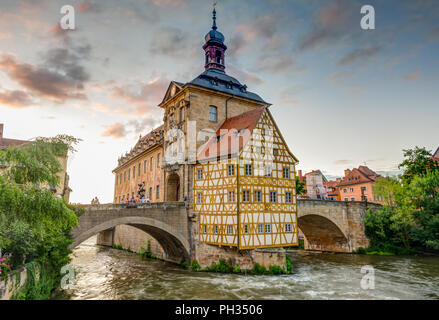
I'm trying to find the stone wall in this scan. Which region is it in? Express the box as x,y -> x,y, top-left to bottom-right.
194,243 -> 286,270
0,265 -> 39,300
112,225 -> 165,258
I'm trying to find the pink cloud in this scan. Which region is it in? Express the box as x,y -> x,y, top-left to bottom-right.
101,123 -> 127,139
404,72 -> 421,81
0,89 -> 35,108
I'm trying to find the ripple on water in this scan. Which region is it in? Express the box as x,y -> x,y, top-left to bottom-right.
53,242 -> 439,300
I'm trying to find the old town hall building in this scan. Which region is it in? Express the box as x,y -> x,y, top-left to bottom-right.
113,8 -> 299,250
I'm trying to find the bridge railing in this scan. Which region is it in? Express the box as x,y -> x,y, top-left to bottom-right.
72,202 -> 186,211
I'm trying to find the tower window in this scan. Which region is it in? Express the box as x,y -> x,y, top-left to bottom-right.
209,106 -> 218,122
215,50 -> 221,64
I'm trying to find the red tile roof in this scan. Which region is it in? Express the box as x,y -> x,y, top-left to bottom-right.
197,106 -> 265,161
338,166 -> 381,187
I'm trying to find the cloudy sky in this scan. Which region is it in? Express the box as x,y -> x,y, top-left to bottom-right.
0,0 -> 438,203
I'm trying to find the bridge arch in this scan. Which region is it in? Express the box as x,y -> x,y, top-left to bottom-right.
297,213 -> 350,253
71,216 -> 190,262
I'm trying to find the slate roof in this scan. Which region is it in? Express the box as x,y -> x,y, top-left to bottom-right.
189,69 -> 267,104
196,106 -> 266,162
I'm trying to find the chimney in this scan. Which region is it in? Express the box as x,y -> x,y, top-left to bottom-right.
344,169 -> 351,177
0,123 -> 3,143
298,170 -> 303,178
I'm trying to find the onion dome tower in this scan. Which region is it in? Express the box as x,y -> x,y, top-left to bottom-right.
203,6 -> 227,72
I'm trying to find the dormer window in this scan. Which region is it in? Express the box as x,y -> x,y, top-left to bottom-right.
241,85 -> 247,93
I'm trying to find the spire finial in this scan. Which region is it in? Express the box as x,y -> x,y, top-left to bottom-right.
212,3 -> 217,30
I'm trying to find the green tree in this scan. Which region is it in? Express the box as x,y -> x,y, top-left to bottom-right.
365,169 -> 439,253
0,135 -> 81,299
398,146 -> 438,183
295,176 -> 306,195
408,171 -> 439,250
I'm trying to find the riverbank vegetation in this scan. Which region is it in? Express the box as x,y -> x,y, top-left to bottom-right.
363,147 -> 439,256
0,135 -> 81,299
187,255 -> 292,275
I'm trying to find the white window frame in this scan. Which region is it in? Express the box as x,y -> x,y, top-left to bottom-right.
228,191 -> 235,203
197,169 -> 203,180
283,167 -> 290,179
285,224 -> 292,233
258,224 -> 264,234
265,224 -> 271,233
227,165 -> 234,176
286,192 -> 293,203
245,164 -> 253,176
243,190 -> 250,203
209,105 -> 218,122
264,166 -> 271,177
254,190 -> 262,203
270,191 -> 277,203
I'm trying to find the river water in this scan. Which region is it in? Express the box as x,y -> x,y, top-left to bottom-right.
52,237 -> 439,300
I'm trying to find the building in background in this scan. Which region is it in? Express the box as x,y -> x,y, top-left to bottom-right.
326,179 -> 341,201
433,147 -> 439,161
338,166 -> 383,204
304,170 -> 328,200
0,123 -> 72,202
113,126 -> 164,203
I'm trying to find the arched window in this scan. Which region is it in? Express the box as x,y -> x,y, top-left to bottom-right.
205,52 -> 210,64
215,50 -> 222,64
209,105 -> 218,122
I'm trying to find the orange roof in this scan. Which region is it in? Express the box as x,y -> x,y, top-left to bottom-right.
338,166 -> 381,187
197,106 -> 265,161
326,180 -> 339,188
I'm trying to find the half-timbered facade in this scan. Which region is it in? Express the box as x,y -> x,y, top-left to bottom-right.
194,107 -> 299,249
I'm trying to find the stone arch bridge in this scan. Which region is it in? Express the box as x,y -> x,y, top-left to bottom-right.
70,200 -> 379,263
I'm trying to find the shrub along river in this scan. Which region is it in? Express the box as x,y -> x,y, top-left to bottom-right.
52,237 -> 439,300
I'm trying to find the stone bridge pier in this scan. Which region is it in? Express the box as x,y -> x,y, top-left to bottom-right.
297,199 -> 379,253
